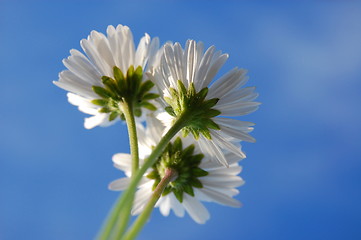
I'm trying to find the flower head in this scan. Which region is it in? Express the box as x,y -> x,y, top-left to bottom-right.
149,40 -> 259,166
109,116 -> 244,224
54,25 -> 160,129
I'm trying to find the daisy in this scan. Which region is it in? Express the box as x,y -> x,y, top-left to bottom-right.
53,25 -> 160,129
149,40 -> 259,166
109,116 -> 244,224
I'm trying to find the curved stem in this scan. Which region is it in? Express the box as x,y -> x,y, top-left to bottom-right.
96,194 -> 123,240
123,169 -> 178,240
122,101 -> 139,174
110,100 -> 140,239
97,100 -> 140,240
109,113 -> 189,239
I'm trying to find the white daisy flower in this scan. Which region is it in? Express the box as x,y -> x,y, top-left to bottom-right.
148,40 -> 260,166
109,116 -> 244,224
53,24 -> 160,129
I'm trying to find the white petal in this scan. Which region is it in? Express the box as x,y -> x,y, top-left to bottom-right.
112,153 -> 132,169
218,125 -> 256,143
84,114 -> 108,129
182,194 -> 210,224
210,130 -> 246,159
135,33 -> 150,69
63,49 -> 102,85
67,93 -> 95,109
132,186 -> 153,215
198,188 -> 242,207
194,45 -> 215,90
214,118 -> 255,130
80,38 -> 109,76
169,193 -> 185,217
207,165 -> 243,175
55,72 -> 96,99
217,101 -> 261,116
108,178 -> 130,191
147,37 -> 161,71
218,87 -> 259,105
185,40 -> 197,87
208,68 -> 245,99
198,136 -> 228,167
159,195 -> 171,216
201,175 -> 245,188
202,53 -> 228,89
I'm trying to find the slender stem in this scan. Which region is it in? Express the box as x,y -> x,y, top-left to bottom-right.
96,194 -> 123,240
111,198 -> 133,239
110,100 -> 140,239
123,169 -> 178,240
107,113 -> 189,239
122,100 -> 139,174
97,100 -> 140,240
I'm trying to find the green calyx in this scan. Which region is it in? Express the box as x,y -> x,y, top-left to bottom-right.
146,137 -> 208,203
164,80 -> 221,140
91,66 -> 159,121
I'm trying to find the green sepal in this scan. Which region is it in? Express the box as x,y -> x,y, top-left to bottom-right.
204,109 -> 221,118
173,189 -> 183,203
142,93 -> 159,101
192,167 -> 208,177
191,154 -> 204,166
188,128 -> 200,140
183,184 -> 194,197
146,171 -> 159,180
126,66 -> 135,92
126,65 -> 134,79
204,119 -> 220,130
134,66 -> 143,90
164,97 -> 173,106
92,86 -> 112,98
169,88 -> 179,99
101,76 -> 120,98
113,66 -> 125,82
190,178 -> 203,188
146,139 -> 210,205
197,87 -> 209,101
152,179 -> 160,191
139,80 -> 155,97
134,108 -> 142,117
200,129 -> 212,139
134,65 -> 143,76
177,80 -> 187,96
91,99 -> 108,106
181,144 -> 195,158
162,186 -> 172,196
117,76 -> 127,93
173,137 -> 183,152
99,107 -> 111,113
165,106 -> 176,117
109,111 -> 119,121
140,102 -> 157,111
186,82 -> 195,96
203,98 -> 219,109
181,128 -> 190,138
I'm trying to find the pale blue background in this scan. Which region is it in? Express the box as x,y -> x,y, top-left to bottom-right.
1,1 -> 361,239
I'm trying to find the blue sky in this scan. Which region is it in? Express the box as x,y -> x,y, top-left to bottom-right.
1,1 -> 361,239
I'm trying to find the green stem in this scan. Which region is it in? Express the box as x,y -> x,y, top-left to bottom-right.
96,194 -> 123,240
97,100 -> 140,240
123,169 -> 178,240
122,101 -> 139,174
107,113 -> 189,239
112,198 -> 132,239
110,100 -> 140,239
